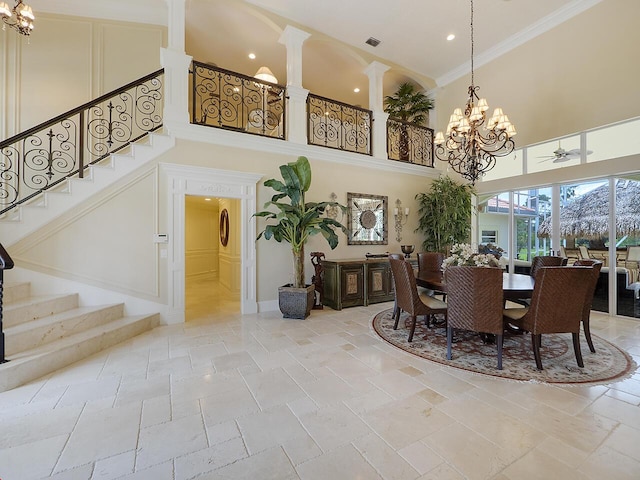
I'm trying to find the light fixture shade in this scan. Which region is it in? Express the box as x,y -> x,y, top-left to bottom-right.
477,98 -> 489,111
434,131 -> 445,145
458,117 -> 471,133
0,2 -> 11,17
491,108 -> 503,120
469,106 -> 483,123
19,4 -> 34,20
254,66 -> 277,84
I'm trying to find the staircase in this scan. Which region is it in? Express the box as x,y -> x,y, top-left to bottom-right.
0,130 -> 174,246
0,281 -> 159,393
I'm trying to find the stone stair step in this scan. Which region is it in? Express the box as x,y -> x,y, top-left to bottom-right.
0,313 -> 160,393
4,293 -> 79,328
4,303 -> 125,356
3,282 -> 31,304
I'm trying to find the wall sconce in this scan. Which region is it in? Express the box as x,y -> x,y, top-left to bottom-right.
393,199 -> 409,242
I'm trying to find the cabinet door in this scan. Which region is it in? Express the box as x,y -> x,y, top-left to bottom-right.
367,262 -> 394,304
340,265 -> 365,307
321,262 -> 340,310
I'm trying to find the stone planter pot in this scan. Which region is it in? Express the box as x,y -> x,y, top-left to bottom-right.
278,284 -> 315,319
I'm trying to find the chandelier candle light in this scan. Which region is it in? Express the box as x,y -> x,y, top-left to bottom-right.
0,1 -> 35,36
434,0 -> 516,185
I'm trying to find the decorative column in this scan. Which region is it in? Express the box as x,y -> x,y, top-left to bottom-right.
364,61 -> 391,160
278,25 -> 311,145
161,0 -> 192,127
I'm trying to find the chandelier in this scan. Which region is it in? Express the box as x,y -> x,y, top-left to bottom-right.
434,0 -> 516,185
0,1 -> 35,36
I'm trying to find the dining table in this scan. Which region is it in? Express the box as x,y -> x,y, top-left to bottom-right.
415,270 -> 535,302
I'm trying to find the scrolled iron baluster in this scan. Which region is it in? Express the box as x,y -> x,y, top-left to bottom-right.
0,146 -> 19,207
134,77 -> 162,131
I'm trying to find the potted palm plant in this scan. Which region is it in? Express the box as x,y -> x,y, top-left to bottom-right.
384,82 -> 435,161
255,156 -> 347,319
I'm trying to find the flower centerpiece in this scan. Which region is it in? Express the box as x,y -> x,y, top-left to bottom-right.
442,243 -> 500,270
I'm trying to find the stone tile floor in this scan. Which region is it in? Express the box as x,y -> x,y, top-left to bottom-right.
1,278 -> 639,479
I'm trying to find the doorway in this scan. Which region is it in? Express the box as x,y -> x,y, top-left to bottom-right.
162,164 -> 263,323
184,195 -> 241,320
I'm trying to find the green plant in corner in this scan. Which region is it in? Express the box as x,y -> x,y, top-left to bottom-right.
254,155 -> 347,289
415,176 -> 475,253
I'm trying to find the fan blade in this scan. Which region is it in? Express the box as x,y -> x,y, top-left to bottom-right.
552,155 -> 575,163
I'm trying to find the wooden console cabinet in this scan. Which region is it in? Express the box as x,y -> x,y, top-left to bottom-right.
321,258 -> 417,310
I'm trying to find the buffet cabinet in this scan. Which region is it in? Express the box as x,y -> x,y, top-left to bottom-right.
321,258 -> 417,310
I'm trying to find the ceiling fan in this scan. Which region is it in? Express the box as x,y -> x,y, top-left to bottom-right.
538,143 -> 593,163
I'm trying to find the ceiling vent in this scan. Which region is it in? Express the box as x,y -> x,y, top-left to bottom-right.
365,37 -> 381,47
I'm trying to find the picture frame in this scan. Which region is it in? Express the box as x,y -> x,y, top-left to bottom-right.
347,192 -> 388,245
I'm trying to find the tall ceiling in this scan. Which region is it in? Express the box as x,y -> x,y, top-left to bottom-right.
31,0 -> 601,106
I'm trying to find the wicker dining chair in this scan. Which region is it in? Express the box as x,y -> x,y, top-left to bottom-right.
389,253 -> 405,323
444,266 -> 505,369
417,252 -> 446,300
513,255 -> 567,307
503,266 -> 594,370
388,257 -> 447,342
530,255 -> 568,278
573,259 -> 603,353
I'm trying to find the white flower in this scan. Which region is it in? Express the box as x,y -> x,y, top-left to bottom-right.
442,243 -> 498,270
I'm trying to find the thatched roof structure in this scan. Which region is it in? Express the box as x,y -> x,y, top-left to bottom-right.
538,180 -> 640,238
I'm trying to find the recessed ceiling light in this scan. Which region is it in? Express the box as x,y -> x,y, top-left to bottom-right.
248,53 -> 256,59
353,88 -> 360,93
447,34 -> 455,41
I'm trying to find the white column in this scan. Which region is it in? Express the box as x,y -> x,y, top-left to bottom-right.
161,49 -> 192,127
278,25 -> 311,87
165,0 -> 186,52
279,26 -> 311,145
285,85 -> 310,145
364,61 -> 391,159
161,0 -> 191,128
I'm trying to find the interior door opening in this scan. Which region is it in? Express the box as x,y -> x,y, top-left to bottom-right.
184,195 -> 241,320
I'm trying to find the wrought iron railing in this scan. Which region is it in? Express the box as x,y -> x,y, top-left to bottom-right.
0,242 -> 14,363
307,94 -> 372,155
387,118 -> 434,166
0,70 -> 164,215
190,61 -> 286,139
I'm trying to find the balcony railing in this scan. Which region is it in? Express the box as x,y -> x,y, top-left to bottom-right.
0,69 -> 164,215
307,94 -> 372,155
386,118 -> 434,166
190,61 -> 286,140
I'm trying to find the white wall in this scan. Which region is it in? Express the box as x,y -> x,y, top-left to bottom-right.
152,140 -> 435,303
434,0 -> 640,150
218,198 -> 241,299
185,195 -> 219,279
0,13 -> 166,138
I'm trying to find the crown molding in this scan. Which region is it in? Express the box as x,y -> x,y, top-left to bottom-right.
28,0 -> 167,26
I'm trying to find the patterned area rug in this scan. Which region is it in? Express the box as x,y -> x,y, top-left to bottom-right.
372,309 -> 637,385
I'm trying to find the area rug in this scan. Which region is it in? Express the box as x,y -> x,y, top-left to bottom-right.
372,309 -> 637,385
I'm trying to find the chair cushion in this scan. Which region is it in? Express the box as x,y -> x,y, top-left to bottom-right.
419,292 -> 447,310
503,307 -> 529,322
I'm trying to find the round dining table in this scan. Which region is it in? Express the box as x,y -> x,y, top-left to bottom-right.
415,270 -> 535,301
